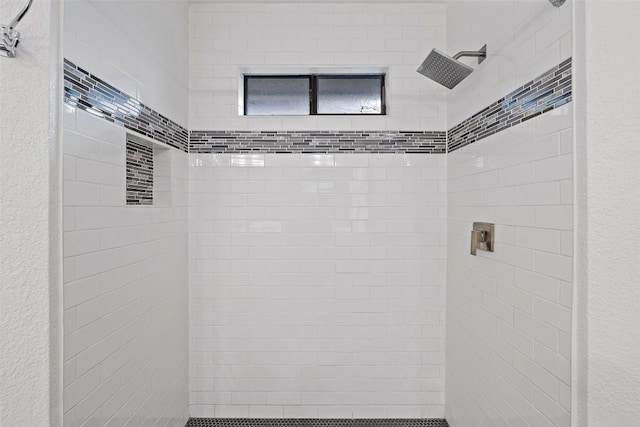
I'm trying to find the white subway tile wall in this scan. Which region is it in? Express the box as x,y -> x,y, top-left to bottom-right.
188,153 -> 447,418
59,2 -> 577,425
446,0 -> 573,127
445,1 -> 573,426
63,108 -> 189,426
446,104 -> 573,427
189,2 -> 447,131
64,0 -> 189,127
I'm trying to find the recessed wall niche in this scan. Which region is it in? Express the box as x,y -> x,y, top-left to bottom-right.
126,133 -> 171,206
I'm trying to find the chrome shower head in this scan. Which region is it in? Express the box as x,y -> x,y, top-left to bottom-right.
417,45 -> 487,90
549,0 -> 566,6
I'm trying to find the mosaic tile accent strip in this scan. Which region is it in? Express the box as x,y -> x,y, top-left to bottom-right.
186,419 -> 449,427
63,59 -> 188,152
448,57 -> 572,152
126,135 -> 154,205
189,131 -> 447,154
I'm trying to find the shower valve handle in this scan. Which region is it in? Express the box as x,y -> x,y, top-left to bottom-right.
470,222 -> 494,256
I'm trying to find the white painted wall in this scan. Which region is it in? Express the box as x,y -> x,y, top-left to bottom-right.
189,2 -> 447,131
447,0 -> 572,127
445,1 -> 573,425
188,153 -> 447,418
62,108 -> 189,426
0,0 -> 62,425
573,1 -> 640,426
64,0 -> 189,127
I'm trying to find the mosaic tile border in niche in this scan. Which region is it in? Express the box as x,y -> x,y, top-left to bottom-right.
126,134 -> 154,206
63,59 -> 188,152
185,419 -> 449,427
448,57 -> 572,152
189,131 -> 447,154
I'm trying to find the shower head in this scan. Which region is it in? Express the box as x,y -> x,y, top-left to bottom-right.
417,45 -> 487,89
549,0 -> 566,6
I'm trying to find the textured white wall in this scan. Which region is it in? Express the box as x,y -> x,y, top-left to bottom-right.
64,0 -> 189,127
189,2 -> 447,131
447,0 -> 572,127
62,108 -> 189,426
188,153 -> 447,418
0,0 -> 62,425
573,1 -> 640,426
445,1 -> 573,426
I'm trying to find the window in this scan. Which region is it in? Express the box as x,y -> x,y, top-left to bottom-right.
244,74 -> 386,116
245,76 -> 311,116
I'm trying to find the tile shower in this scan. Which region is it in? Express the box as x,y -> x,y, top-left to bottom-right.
60,1 -> 573,426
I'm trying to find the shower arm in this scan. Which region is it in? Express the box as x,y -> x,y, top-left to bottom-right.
1,0 -> 33,58
453,51 -> 484,59
8,0 -> 33,30
453,45 -> 487,64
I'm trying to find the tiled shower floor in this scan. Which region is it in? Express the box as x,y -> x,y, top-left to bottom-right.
186,419 -> 449,427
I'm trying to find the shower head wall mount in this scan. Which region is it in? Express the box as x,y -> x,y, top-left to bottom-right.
453,45 -> 487,64
1,0 -> 34,58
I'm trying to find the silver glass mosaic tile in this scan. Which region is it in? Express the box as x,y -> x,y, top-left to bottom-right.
189,131 -> 446,154
63,59 -> 188,152
185,419 -> 448,427
448,57 -> 572,152
64,57 -> 570,157
126,134 -> 153,205
62,59 -> 444,155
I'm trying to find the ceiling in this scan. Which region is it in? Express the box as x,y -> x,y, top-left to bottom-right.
189,0 -> 445,3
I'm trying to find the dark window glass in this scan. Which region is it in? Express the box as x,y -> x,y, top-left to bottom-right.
245,76 -> 310,116
244,74 -> 386,116
316,75 -> 384,114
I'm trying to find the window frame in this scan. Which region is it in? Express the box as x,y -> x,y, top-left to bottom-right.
243,73 -> 386,116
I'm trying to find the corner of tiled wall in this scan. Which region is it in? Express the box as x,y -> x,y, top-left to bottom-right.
62,0 -> 190,425
445,1 -> 573,425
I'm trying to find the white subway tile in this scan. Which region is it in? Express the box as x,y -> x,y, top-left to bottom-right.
533,297 -> 572,334
63,366 -> 101,412
533,388 -> 571,427
535,154 -> 573,183
534,341 -> 571,384
513,351 -> 559,400
64,230 -> 101,257
514,268 -> 560,302
215,405 -> 249,418
535,251 -> 573,282
515,227 -> 561,253
249,405 -> 283,418
535,205 -> 573,230
231,154 -> 265,168
514,311 -> 558,351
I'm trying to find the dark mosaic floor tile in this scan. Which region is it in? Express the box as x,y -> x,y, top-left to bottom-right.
186,419 -> 448,427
